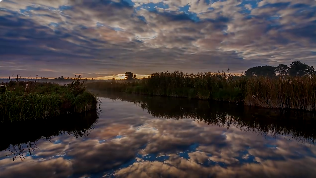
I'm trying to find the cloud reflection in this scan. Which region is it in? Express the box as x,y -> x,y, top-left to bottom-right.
0,95 -> 316,177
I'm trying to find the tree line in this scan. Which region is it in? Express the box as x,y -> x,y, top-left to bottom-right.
245,61 -> 315,77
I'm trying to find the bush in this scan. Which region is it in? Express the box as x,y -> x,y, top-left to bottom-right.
0,78 -> 97,123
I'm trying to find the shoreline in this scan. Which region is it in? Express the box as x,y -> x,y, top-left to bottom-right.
86,72 -> 316,112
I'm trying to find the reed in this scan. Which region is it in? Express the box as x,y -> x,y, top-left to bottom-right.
0,78 -> 97,123
85,71 -> 316,111
244,75 -> 316,111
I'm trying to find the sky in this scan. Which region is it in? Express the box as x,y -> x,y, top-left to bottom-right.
0,0 -> 315,79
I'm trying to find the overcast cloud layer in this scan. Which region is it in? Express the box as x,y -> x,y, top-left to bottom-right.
0,0 -> 316,78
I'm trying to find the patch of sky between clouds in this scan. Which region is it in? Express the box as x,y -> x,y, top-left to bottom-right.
122,0 -> 135,6
48,22 -> 64,32
19,6 -> 37,17
59,5 -> 72,11
261,2 -> 291,9
18,4 -> 70,18
96,22 -> 124,31
20,5 -> 62,14
0,7 -> 21,16
137,15 -> 147,23
205,0 -> 261,20
266,16 -> 282,30
134,2 -> 201,22
236,0 -> 261,18
134,1 -> 169,12
178,4 -> 200,22
125,0 -> 206,22
48,22 -> 59,28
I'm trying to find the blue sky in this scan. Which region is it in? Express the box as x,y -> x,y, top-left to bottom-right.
0,0 -> 316,78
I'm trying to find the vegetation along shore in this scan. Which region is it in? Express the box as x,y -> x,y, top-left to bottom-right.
0,76 -> 97,123
86,61 -> 316,112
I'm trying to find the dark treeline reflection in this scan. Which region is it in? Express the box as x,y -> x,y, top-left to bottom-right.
0,110 -> 98,160
92,90 -> 316,143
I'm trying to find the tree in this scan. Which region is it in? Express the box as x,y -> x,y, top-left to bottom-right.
275,64 -> 289,76
125,72 -> 133,80
245,66 -> 276,77
288,61 -> 315,77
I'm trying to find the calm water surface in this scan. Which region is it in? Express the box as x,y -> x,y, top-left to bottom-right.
1,91 -> 316,178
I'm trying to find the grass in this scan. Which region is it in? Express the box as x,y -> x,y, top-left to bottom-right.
245,76 -> 316,110
86,71 -> 316,111
0,77 -> 97,123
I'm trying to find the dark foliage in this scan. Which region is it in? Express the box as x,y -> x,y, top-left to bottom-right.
0,77 -> 97,123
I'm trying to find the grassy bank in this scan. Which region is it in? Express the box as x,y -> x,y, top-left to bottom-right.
86,71 -> 316,111
0,78 -> 97,123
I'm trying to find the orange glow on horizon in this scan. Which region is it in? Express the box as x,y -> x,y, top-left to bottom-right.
94,74 -> 150,80
0,73 -> 243,80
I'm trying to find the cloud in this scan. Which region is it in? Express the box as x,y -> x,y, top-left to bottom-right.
0,0 -> 316,78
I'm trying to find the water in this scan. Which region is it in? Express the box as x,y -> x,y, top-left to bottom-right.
1,91 -> 316,178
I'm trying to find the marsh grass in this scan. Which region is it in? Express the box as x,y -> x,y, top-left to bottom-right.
86,71 -> 316,111
0,77 -> 97,123
245,75 -> 316,111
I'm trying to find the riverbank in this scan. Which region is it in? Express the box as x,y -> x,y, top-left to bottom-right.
86,71 -> 316,111
0,79 -> 97,123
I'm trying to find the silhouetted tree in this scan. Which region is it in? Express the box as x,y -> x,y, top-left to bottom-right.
125,72 -> 133,80
57,76 -> 64,80
245,66 -> 276,77
275,64 -> 289,76
288,61 -> 315,77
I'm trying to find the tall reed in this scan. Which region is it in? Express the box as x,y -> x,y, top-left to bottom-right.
85,71 -> 316,111
0,78 -> 97,123
245,75 -> 316,111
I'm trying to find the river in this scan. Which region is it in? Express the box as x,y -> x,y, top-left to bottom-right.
0,91 -> 316,178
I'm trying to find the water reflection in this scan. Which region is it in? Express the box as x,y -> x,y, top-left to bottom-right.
0,110 -> 98,160
0,91 -> 316,178
94,91 -> 316,143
